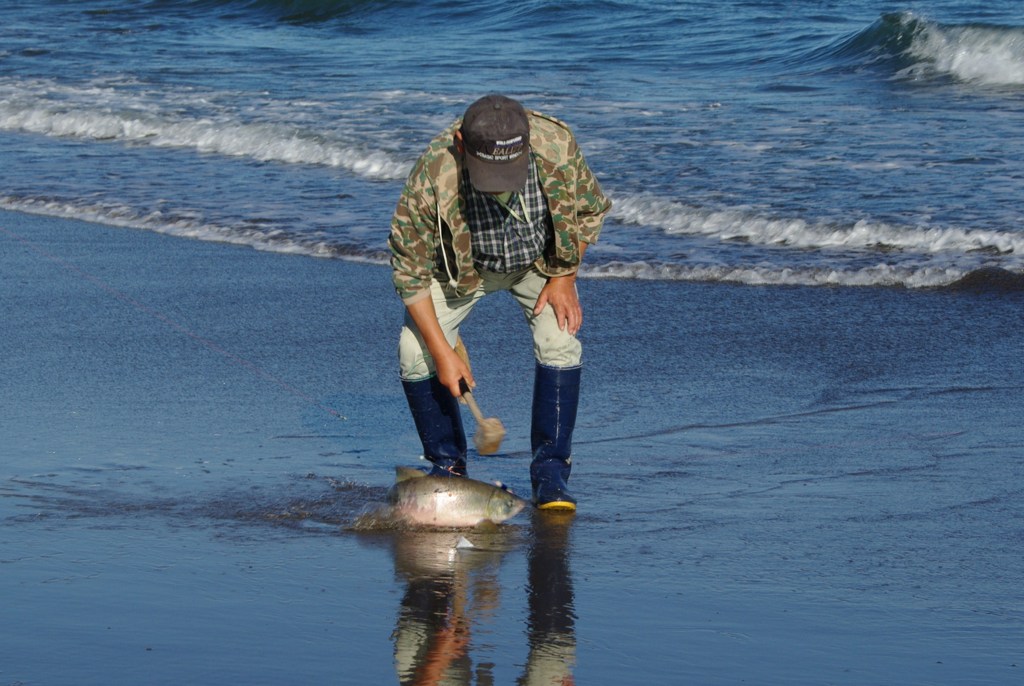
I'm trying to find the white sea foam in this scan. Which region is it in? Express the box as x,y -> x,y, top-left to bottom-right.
0,195 -> 389,264
0,193 -> 968,289
902,17 -> 1024,86
612,194 -> 1024,257
584,261 -> 965,289
2,190 -> 1013,289
0,77 -> 410,180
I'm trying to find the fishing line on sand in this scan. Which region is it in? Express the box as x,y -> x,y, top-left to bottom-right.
1,224 -> 347,421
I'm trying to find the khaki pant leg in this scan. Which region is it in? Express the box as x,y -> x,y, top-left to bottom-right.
398,280 -> 484,380
504,268 -> 583,368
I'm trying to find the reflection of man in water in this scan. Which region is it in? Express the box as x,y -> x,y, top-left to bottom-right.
390,531 -> 485,684
393,571 -> 474,684
520,513 -> 576,685
391,530 -> 501,685
389,517 -> 576,685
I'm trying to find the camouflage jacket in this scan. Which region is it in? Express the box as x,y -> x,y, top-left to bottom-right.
389,110 -> 611,304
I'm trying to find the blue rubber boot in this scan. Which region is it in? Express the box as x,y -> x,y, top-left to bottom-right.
530,364 -> 581,510
401,376 -> 468,477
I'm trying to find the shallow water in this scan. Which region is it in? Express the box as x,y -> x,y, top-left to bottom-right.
3,212 -> 1022,684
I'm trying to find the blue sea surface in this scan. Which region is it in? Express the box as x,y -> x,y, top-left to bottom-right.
3,0 -> 1024,287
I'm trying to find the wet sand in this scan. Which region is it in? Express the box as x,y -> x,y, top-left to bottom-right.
2,209 -> 1022,684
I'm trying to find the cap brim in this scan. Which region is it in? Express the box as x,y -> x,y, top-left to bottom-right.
464,151 -> 529,193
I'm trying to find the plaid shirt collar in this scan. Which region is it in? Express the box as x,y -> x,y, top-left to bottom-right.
462,154 -> 550,273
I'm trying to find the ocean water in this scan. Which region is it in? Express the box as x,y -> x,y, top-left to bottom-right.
3,0 -> 1024,288
3,3 -> 1024,685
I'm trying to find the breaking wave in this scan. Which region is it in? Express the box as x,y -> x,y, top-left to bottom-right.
0,195 -> 390,263
612,195 -> 1024,258
0,77 -> 411,180
813,12 -> 1024,86
583,261 -> 967,289
6,191 -> 1022,291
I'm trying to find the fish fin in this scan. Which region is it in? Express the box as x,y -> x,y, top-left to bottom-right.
493,480 -> 515,495
394,466 -> 428,482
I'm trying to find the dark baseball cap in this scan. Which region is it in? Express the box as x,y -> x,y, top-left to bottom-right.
459,94 -> 530,193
